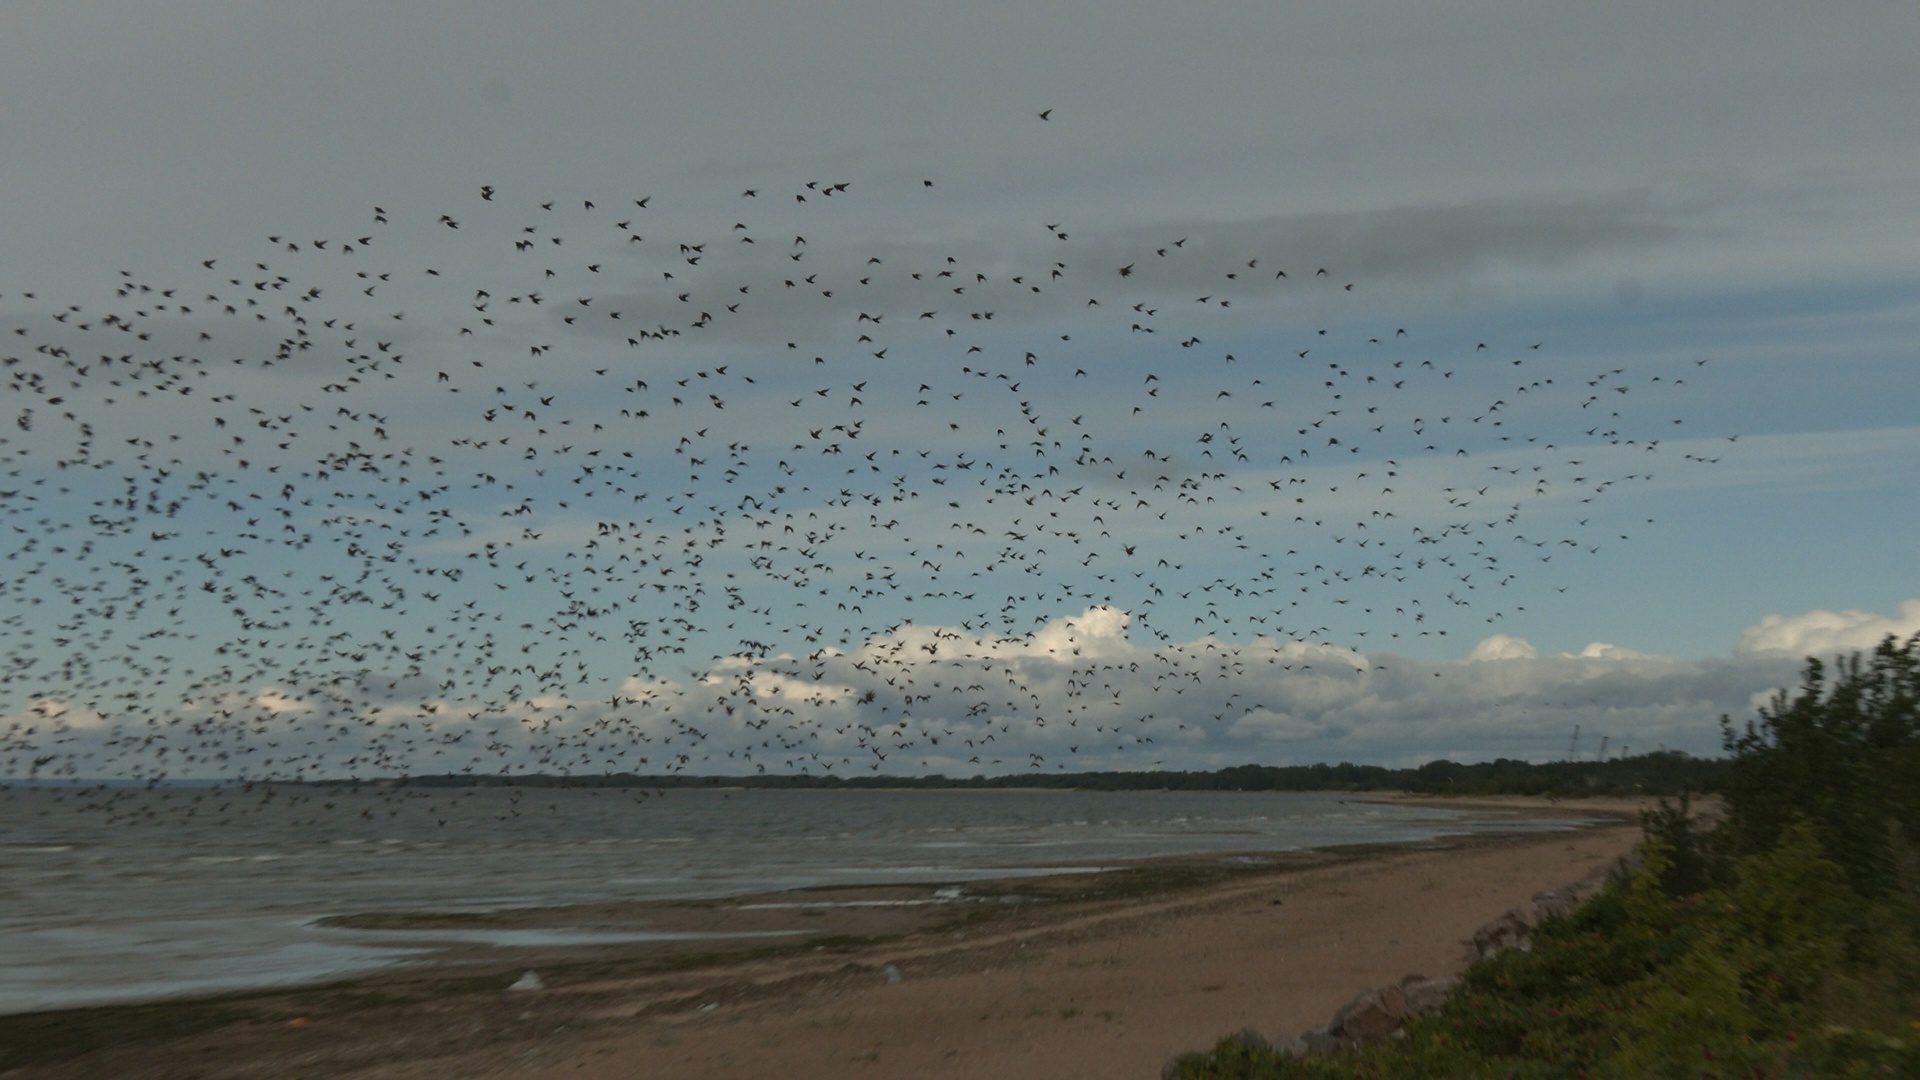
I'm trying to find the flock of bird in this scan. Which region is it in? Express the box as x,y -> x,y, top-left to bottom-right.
0,149 -> 1726,818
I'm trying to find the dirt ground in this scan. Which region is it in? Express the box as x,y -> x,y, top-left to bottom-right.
0,796 -> 1654,1080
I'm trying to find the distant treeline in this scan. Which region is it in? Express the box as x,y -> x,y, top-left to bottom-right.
348,750 -> 1724,797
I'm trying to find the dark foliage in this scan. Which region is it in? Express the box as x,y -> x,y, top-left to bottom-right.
1721,633 -> 1920,896
364,750 -> 1724,797
1168,637 -> 1920,1079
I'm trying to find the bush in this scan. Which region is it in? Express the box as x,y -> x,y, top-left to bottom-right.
1721,633 -> 1920,898
1168,638 -> 1920,1079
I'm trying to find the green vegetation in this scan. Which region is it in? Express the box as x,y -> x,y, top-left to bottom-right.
1720,636 -> 1920,899
365,749 -> 1724,797
1169,634 -> 1920,1079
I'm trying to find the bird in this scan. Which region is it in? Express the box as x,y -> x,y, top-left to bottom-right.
0,123 -> 1726,815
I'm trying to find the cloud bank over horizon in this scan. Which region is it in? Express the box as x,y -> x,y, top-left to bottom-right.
11,599 -> 1911,784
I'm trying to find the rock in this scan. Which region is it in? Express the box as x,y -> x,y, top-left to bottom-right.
1401,975 -> 1458,1015
881,963 -> 902,984
1333,987 -> 1399,1044
507,970 -> 544,992
1298,1025 -> 1343,1055
1466,906 -> 1533,961
1230,1027 -> 1270,1051
1533,871 -> 1609,924
1270,1033 -> 1307,1058
1530,887 -> 1577,923
1400,974 -> 1458,1015
1328,993 -> 1360,1035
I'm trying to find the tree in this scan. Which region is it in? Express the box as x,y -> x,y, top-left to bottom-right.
1720,632 -> 1920,896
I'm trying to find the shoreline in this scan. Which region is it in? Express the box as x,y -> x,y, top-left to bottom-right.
0,796 -> 1651,1079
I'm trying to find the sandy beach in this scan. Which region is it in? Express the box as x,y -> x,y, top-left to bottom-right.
0,796 -> 1651,1080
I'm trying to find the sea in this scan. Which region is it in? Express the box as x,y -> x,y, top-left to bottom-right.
0,785 -> 1586,1015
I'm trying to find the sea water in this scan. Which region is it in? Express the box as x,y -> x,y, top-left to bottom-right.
0,786 -> 1581,1013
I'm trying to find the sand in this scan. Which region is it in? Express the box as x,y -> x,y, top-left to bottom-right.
0,796 -> 1652,1080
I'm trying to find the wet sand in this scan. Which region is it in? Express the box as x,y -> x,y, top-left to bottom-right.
0,795 -> 1652,1080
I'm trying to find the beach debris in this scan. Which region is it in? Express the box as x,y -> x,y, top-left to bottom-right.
882,963 -> 902,984
507,970 -> 545,992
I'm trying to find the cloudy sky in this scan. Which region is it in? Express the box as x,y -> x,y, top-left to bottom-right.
2,2 -> 1916,781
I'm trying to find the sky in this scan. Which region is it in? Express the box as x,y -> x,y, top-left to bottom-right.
2,2 -> 1917,782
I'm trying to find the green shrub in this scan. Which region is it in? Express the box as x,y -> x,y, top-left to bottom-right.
1721,633 -> 1920,898
1168,639 -> 1920,1080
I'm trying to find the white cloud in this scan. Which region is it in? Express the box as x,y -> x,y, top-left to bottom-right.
1735,598 -> 1920,657
19,602 -> 1915,782
1470,635 -> 1650,664
251,689 -> 314,715
1468,633 -> 1537,661
24,699 -> 112,731
1577,642 -> 1650,660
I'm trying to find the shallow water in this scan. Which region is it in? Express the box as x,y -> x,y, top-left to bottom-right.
0,786 -> 1580,1013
